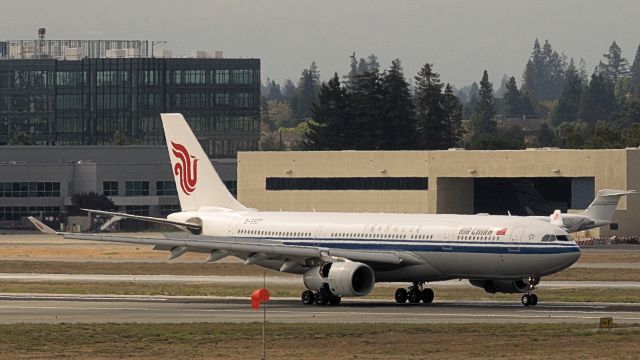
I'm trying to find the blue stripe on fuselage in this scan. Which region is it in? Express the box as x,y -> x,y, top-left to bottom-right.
283,241 -> 580,255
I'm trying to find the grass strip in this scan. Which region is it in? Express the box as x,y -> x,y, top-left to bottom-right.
1,281 -> 638,303
0,322 -> 638,359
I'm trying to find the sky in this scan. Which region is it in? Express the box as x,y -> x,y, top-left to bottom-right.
2,0 -> 639,88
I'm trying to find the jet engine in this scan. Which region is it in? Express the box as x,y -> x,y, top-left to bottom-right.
469,279 -> 530,294
303,261 -> 375,297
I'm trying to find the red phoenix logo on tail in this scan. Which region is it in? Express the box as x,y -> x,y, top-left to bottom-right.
171,142 -> 198,195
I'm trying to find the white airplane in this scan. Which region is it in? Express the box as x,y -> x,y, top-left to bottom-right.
529,189 -> 637,233
30,113 -> 582,307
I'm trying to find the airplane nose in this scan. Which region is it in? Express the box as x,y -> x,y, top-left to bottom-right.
563,246 -> 581,267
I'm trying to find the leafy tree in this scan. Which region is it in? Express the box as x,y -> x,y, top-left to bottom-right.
602,41 -> 630,82
557,121 -> 590,148
586,121 -> 624,149
379,59 -> 415,149
536,122 -> 557,147
553,59 -> 584,125
70,192 -> 116,215
470,70 -> 496,136
306,73 -> 352,150
111,131 -> 127,145
467,130 -> 523,150
630,43 -> 640,96
611,96 -> 640,127
578,72 -> 616,123
8,132 -> 33,145
625,123 -> 640,147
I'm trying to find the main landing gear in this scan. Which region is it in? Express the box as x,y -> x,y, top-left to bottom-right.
301,289 -> 341,306
395,282 -> 434,304
521,276 -> 540,307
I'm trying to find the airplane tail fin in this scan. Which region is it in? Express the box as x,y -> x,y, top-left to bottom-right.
160,113 -> 246,212
582,189 -> 637,222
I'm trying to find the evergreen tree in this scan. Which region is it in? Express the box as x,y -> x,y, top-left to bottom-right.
578,72 -> 616,123
414,63 -> 447,149
379,59 -> 415,149
602,41 -> 630,82
496,74 -> 509,98
291,62 -> 321,121
471,70 -> 496,136
503,76 -> 521,116
267,80 -> 283,101
350,68 -> 385,149
553,59 -> 584,125
442,83 -> 465,147
282,79 -> 296,100
306,73 -> 352,150
462,82 -> 479,119
367,54 -> 380,73
630,43 -> 640,96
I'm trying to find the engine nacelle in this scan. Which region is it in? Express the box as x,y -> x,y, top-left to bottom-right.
303,261 -> 375,297
469,279 -> 529,294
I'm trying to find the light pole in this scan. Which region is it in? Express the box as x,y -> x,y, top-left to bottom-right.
151,41 -> 167,58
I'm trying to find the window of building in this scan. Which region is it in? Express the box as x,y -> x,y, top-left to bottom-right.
97,71 -> 128,86
235,92 -> 253,108
56,72 -> 84,87
215,69 -> 229,84
0,206 -> 60,221
143,71 -> 159,86
125,181 -> 149,196
124,205 -> 149,216
103,181 -> 119,196
56,95 -> 84,110
232,69 -> 253,85
266,177 -> 429,191
156,181 -> 177,196
0,182 -> 60,197
215,93 -> 229,106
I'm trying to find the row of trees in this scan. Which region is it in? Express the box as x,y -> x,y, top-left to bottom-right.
262,40 -> 640,152
306,60 -> 464,150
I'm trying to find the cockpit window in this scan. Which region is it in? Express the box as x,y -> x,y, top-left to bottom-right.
556,235 -> 571,241
541,235 -> 557,242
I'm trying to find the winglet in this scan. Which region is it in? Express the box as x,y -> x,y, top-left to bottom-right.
27,217 -> 58,234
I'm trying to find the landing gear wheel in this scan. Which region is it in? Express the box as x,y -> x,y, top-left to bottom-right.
521,294 -> 532,307
315,292 -> 329,305
408,289 -> 422,304
530,294 -> 538,306
301,290 -> 315,305
421,288 -> 434,304
395,288 -> 408,304
328,295 -> 342,306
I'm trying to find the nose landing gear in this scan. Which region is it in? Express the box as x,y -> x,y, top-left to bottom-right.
521,276 -> 540,307
395,282 -> 434,304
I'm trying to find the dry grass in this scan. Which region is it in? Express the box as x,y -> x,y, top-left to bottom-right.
0,322 -> 638,359
0,281 -> 638,303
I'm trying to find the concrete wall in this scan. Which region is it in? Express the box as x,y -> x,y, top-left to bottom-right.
238,148 -> 640,237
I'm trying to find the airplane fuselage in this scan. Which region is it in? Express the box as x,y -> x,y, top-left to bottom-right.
169,209 -> 581,283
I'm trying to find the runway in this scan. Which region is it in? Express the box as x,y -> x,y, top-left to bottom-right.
1,294 -> 639,324
1,273 -> 639,288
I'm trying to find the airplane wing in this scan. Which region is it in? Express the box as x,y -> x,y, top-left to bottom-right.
80,209 -> 202,232
28,217 -> 424,270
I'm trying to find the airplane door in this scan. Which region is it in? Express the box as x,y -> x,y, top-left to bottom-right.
441,227 -> 453,251
314,225 -> 323,248
508,226 -> 525,253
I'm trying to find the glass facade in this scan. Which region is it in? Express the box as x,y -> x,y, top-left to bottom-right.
125,181 -> 149,196
0,58 -> 260,158
0,182 -> 60,197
